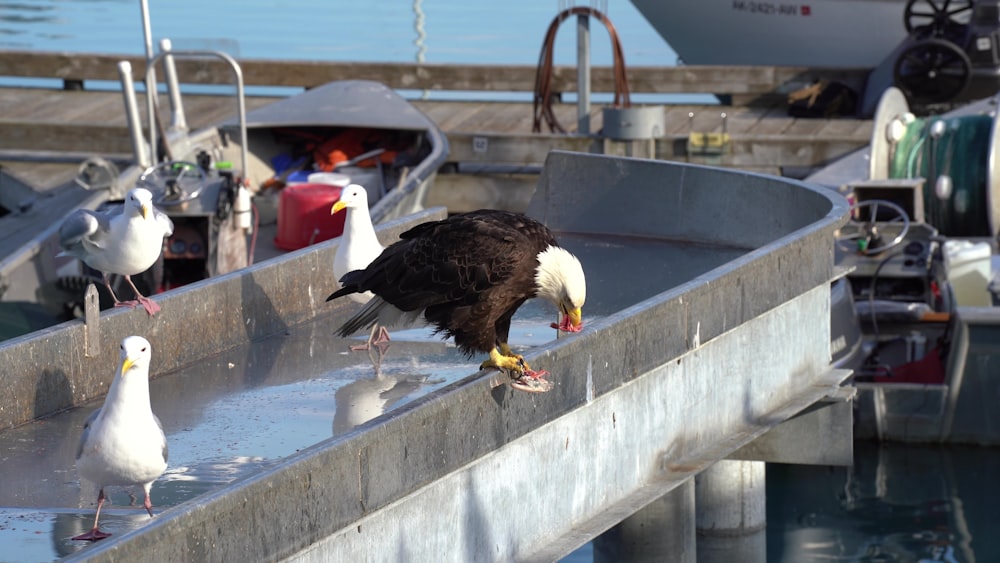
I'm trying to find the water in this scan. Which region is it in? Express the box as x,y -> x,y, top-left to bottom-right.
0,0 -> 689,103
3,2 -> 999,561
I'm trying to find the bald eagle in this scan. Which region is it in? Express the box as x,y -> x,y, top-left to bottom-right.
325,209 -> 586,384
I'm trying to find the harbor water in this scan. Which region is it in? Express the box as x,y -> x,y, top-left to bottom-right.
3,1 -> 1000,561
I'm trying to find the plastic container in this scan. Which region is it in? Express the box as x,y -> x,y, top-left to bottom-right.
307,172 -> 351,187
944,240 -> 992,306
274,183 -> 345,250
285,170 -> 313,184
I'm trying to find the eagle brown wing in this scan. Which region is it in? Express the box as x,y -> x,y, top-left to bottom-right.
332,210 -> 557,354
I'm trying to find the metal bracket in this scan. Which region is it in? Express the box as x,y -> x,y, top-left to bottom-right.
84,283 -> 100,358
687,112 -> 731,156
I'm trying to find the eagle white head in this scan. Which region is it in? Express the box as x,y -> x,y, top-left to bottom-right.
534,246 -> 586,332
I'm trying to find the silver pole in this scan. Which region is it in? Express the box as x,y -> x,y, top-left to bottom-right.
576,12 -> 591,135
140,0 -> 157,163
117,61 -> 150,168
159,38 -> 188,132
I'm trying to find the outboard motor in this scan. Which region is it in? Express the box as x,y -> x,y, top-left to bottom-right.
892,0 -> 1000,108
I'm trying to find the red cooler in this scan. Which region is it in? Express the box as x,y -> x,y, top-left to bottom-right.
274,183 -> 346,250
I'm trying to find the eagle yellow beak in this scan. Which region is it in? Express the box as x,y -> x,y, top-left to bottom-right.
120,357 -> 135,378
552,306 -> 583,332
331,201 -> 347,214
566,307 -> 583,330
141,203 -> 151,220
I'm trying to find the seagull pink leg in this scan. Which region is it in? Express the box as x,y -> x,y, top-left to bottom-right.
72,488 -> 112,541
122,275 -> 160,316
102,274 -> 124,307
371,325 -> 391,348
143,486 -> 155,517
350,324 -> 390,352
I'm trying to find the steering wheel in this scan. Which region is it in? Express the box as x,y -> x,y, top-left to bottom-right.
837,199 -> 912,255
904,0 -> 972,38
893,38 -> 972,105
137,161 -> 209,207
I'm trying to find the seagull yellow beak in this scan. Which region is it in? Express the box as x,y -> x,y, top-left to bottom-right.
331,201 -> 347,215
141,203 -> 151,220
120,357 -> 135,378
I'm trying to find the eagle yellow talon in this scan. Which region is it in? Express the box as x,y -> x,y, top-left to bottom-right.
481,347 -> 529,376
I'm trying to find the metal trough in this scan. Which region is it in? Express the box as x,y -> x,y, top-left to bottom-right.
0,151 -> 851,561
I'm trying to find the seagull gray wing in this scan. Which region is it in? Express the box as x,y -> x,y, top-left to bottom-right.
153,207 -> 174,238
59,208 -> 113,252
76,407 -> 101,460
154,413 -> 168,463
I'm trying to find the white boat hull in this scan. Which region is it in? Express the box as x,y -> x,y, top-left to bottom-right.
630,0 -> 909,67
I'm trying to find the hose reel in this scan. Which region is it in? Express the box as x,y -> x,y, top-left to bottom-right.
869,86 -> 1000,236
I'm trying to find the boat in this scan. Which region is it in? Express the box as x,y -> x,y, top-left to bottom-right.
630,0 -> 1000,111
629,0 -> 912,67
807,85 -> 1000,444
0,46 -> 447,342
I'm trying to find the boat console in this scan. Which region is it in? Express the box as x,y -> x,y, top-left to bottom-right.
834,189 -> 954,381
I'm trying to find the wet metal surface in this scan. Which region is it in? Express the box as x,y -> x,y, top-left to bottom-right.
0,233 -> 743,562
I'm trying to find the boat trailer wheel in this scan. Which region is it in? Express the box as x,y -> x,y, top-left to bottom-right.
903,0 -> 972,36
837,199 -> 912,255
893,38 -> 972,105
139,160 -> 209,207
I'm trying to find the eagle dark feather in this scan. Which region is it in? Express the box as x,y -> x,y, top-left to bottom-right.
328,210 -> 559,356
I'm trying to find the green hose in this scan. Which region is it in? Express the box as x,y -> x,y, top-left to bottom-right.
888,114 -> 993,236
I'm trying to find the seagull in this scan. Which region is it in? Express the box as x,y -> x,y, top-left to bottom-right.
331,184 -> 390,354
73,335 -> 168,541
58,187 -> 173,316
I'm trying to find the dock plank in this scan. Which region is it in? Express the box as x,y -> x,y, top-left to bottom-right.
0,87 -> 873,173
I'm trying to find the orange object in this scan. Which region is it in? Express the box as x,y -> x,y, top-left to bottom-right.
313,128 -> 399,171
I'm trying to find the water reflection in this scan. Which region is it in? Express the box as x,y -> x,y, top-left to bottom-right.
332,363 -> 431,436
768,442 -> 1000,562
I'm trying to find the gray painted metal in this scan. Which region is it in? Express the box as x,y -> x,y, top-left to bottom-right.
6,151 -> 850,561
728,383 -> 855,466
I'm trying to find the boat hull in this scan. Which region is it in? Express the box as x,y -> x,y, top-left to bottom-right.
630,0 -> 908,67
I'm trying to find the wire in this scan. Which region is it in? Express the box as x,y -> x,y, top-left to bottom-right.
532,7 -> 630,133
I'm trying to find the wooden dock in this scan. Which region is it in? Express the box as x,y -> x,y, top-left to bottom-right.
0,51 -> 874,189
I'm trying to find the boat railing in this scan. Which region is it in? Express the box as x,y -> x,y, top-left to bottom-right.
138,45 -> 250,184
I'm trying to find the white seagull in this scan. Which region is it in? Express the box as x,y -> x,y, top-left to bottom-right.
73,335 -> 168,541
59,187 -> 174,316
331,184 -> 390,352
